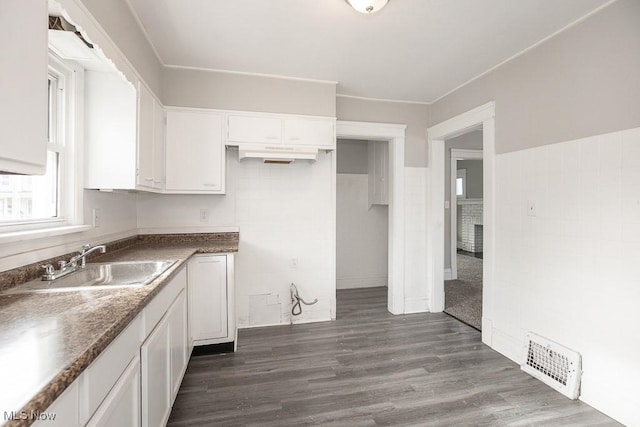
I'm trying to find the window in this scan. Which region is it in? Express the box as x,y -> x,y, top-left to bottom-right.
456,168 -> 467,199
0,52 -> 81,233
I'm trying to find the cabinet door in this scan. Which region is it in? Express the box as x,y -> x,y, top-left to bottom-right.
368,141 -> 389,206
33,380 -> 79,427
0,0 -> 48,175
137,84 -> 155,188
152,101 -> 165,189
87,356 -> 140,427
169,289 -> 188,402
284,118 -> 335,148
188,255 -> 228,342
141,315 -> 170,427
165,110 -> 225,192
227,115 -> 282,144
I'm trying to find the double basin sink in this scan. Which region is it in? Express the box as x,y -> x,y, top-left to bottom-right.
3,260 -> 177,294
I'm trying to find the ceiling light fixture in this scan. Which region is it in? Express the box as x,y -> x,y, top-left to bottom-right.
345,0 -> 389,14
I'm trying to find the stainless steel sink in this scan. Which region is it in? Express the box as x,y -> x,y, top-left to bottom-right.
3,260 -> 177,294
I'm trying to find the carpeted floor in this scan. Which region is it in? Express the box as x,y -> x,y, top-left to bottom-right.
444,253 -> 483,330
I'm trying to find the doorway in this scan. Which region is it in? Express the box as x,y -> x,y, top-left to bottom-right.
444,137 -> 483,329
336,139 -> 389,289
334,121 -> 406,315
426,102 -> 495,345
336,139 -> 390,314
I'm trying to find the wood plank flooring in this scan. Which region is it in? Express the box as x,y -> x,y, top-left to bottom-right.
168,287 -> 619,426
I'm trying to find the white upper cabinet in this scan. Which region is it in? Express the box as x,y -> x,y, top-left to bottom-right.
152,100 -> 165,188
137,84 -> 155,189
84,71 -> 138,190
227,115 -> 281,144
165,109 -> 225,194
84,74 -> 164,192
284,118 -> 335,148
0,0 -> 48,175
137,84 -> 164,190
226,113 -> 336,149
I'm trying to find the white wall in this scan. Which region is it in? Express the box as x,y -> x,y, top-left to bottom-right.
137,150 -> 335,327
458,160 -> 483,199
336,174 -> 388,289
0,190 -> 137,273
429,0 -> 640,155
403,166 -> 428,313
163,68 -> 337,117
492,127 -> 640,426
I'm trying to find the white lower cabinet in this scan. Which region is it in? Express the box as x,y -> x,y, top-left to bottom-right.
33,258 -> 227,427
188,254 -> 235,347
141,313 -> 170,427
141,285 -> 189,427
87,355 -> 140,427
33,380 -> 80,427
169,290 -> 188,401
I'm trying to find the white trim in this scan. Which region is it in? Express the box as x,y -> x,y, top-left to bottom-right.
337,276 -> 388,289
404,297 -> 430,314
430,1 -> 617,104
427,102 -> 495,346
58,0 -> 142,89
443,268 -> 452,280
163,64 -> 338,85
336,120 -> 406,315
449,149 -> 482,280
165,105 -> 336,121
330,145 -> 337,320
0,225 -> 92,245
336,93 -> 431,106
137,226 -> 240,234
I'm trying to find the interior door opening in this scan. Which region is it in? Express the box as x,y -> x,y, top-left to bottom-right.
335,138 -> 390,315
443,130 -> 484,330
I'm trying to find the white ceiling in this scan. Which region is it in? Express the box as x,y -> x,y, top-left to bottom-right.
128,0 -> 610,103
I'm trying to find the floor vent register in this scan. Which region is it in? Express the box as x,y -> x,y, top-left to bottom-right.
521,332 -> 582,399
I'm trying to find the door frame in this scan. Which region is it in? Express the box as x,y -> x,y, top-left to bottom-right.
427,102 -> 495,345
335,121 -> 406,315
449,148 -> 483,280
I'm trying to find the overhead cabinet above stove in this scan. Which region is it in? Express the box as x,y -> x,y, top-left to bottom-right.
226,113 -> 336,150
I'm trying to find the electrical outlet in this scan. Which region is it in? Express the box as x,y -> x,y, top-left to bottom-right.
92,208 -> 100,228
199,208 -> 209,222
527,200 -> 537,217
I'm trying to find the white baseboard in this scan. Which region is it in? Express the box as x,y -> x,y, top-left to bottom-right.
444,268 -> 452,280
404,297 -> 430,313
491,327 -> 521,363
337,275 -> 387,289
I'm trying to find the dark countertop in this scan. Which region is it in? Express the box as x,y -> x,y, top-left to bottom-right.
0,237 -> 238,427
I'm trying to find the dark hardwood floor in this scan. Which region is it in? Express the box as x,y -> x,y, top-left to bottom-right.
168,287 -> 618,426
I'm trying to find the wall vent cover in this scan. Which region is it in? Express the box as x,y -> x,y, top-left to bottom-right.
521,332 -> 582,399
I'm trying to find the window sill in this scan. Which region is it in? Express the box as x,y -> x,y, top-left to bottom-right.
0,225 -> 92,245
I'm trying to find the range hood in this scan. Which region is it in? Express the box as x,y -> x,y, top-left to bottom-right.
237,144 -> 318,164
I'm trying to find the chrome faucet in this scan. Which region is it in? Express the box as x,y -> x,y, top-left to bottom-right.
41,243 -> 107,281
69,244 -> 107,268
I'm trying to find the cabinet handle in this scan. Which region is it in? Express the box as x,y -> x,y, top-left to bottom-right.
144,177 -> 153,182
266,136 -> 278,140
153,180 -> 162,184
202,183 -> 217,187
289,137 -> 301,141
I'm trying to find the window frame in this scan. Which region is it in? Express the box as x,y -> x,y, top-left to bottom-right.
0,51 -> 84,235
